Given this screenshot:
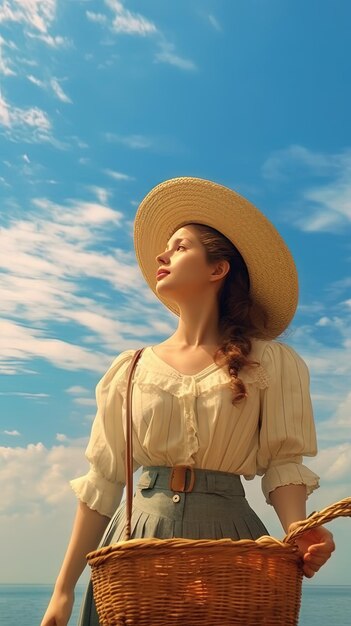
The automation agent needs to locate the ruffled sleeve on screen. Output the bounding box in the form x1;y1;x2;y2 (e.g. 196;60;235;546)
257;341;320;505
70;349;140;518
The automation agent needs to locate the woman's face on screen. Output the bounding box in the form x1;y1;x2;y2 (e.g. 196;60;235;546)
155;225;224;305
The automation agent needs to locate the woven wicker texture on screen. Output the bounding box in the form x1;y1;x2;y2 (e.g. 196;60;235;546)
87;496;351;626
133;177;299;339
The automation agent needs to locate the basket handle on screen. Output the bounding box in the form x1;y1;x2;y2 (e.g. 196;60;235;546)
283;496;351;544
124;348;145;541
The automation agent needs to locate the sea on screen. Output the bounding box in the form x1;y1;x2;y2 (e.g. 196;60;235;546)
0;584;350;625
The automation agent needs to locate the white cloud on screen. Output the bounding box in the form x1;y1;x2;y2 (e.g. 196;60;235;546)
56;433;68;442
262;145;336;181
27;74;45;87
87;1;195;72
0;318;108;373
0;91;11;126
104;169;134;181
335;391;351;425
88;185;110;204
262;145;351;232
105;132;152;149
27;75;72;103
0;35;16;75
86;11;107;25
0;441;87;514
0;0;56;34
50;77;72;103
316;316;331;327
65;386;90;396
0;92;52;143
73;398;96;407
0;392;49;400
308;443;351;482
27;33;70;48
208;14;222;32
155;42;197;71
105;0;157;36
0;191;167;374
2;430;21;436
31;196;123;226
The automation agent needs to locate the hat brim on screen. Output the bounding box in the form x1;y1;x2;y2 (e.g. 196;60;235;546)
133;177;298;339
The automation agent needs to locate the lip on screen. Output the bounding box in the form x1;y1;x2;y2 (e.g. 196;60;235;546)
156;270;170;279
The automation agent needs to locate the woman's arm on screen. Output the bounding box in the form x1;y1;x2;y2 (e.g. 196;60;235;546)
270;484;335;578
40;500;110;626
270;484;307;532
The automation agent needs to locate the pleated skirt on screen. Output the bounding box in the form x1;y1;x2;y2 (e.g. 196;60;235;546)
77;466;269;626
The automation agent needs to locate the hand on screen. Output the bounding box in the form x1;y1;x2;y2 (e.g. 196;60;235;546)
288;523;335;578
40;588;74;626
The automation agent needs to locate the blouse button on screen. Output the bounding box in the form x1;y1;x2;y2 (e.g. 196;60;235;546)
172;494;180;503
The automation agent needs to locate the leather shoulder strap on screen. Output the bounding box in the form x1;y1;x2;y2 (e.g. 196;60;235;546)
125;348;145;540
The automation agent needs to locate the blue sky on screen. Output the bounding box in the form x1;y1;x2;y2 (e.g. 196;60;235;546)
0;0;350;587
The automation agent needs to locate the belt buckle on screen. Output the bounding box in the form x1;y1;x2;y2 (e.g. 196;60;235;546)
169;465;195;493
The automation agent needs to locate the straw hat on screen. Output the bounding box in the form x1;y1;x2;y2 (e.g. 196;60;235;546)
133;176;298;339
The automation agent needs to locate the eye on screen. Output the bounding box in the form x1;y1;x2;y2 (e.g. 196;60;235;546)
177;245;186;251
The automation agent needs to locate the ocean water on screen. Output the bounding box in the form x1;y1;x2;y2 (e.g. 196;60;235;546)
0;583;350;625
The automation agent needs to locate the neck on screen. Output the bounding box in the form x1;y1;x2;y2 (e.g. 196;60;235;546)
169;302;223;348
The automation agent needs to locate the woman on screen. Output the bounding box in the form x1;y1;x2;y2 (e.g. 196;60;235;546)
41;177;335;626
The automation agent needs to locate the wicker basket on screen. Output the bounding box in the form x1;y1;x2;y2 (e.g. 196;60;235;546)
87;498;351;626
87;349;351;625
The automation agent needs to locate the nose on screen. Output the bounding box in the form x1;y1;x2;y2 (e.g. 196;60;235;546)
155;249;170;265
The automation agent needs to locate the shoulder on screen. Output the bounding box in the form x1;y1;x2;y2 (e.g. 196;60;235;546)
97;349;140;391
251;338;310;379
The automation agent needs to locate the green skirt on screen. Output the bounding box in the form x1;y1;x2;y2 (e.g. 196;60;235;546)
78;466;268;626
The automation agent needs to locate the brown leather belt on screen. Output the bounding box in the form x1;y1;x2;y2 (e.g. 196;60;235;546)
169;465;196;493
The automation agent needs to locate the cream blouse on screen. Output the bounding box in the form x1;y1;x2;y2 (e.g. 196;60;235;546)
70;338;320;518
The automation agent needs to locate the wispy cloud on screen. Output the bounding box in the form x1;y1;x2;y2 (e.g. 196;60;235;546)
0;392;49;400
73;397;96;407
0;91;11;126
2;430;21;436
105;132;152;149
0;190;171;374
309;442;351;482
104;169;134;181
262;145;336;181
86;1;195;72
0;0;56;35
56;433;68;442
86;11;107;26
0;319;108;374
262;145;351;232
0;0;69;51
0;35;17;75
103;132;183;155
208;14;222;32
87;185;111;204
155;41;197;71
0;91;53;143
65;386;90;396
26;74;72;103
105;0;157;36
64;385;95;407
27;32;70;48
27;74;45;87
50;77;72;103
284;289;351;450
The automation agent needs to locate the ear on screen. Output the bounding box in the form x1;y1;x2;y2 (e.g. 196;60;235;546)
210;260;230;282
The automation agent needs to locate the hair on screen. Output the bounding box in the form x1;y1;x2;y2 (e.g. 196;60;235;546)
175;222;264;405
